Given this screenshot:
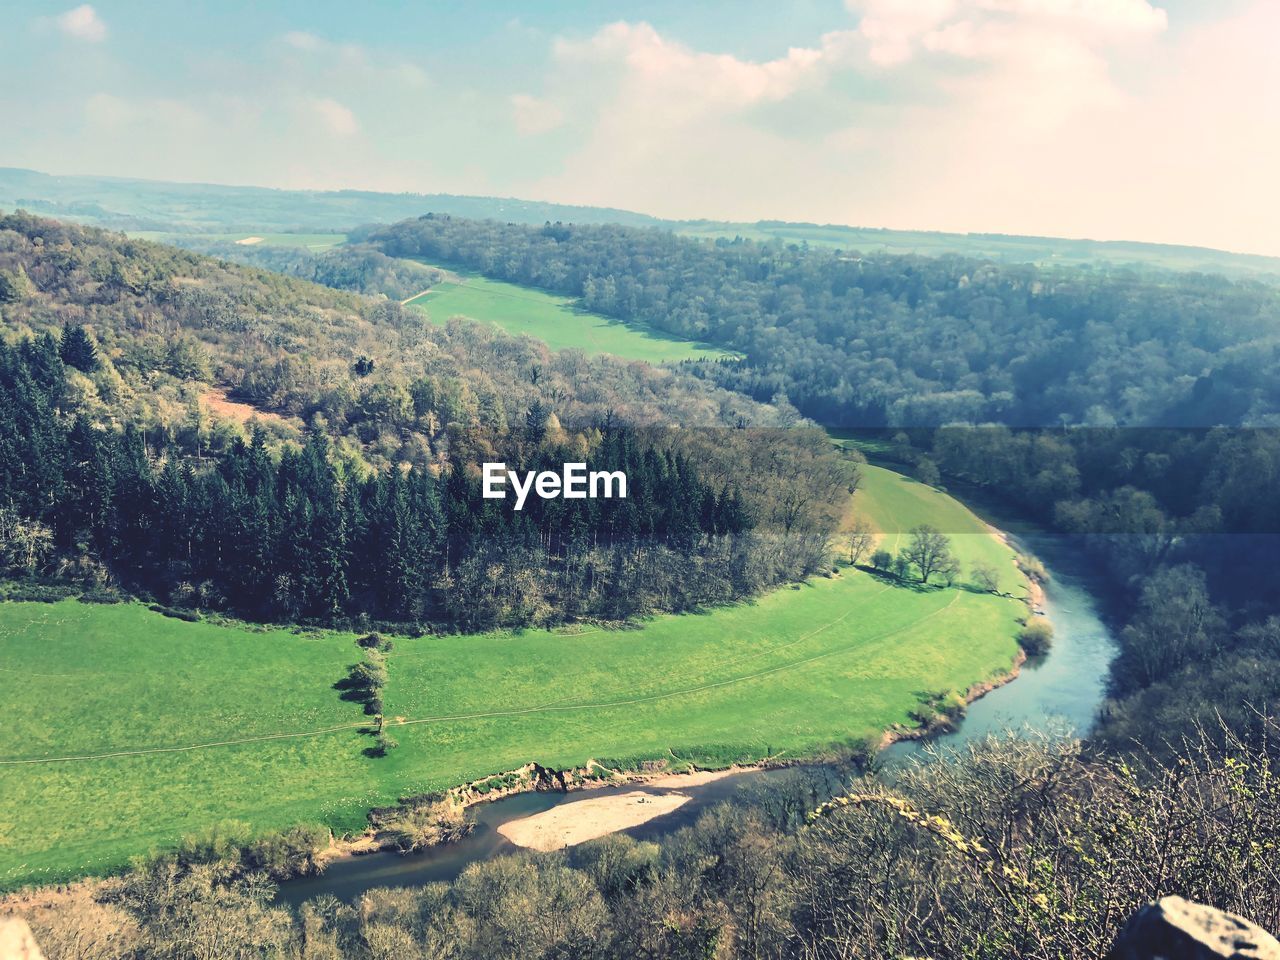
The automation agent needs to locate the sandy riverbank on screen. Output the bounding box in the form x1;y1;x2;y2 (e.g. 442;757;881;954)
496;769;744;852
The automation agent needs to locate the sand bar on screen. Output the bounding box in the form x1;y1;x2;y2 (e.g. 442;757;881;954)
497;768;743;852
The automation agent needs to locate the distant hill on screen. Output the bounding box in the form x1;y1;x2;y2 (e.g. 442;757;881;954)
673;220;1280;280
4;166;1278;280
0;167;665;233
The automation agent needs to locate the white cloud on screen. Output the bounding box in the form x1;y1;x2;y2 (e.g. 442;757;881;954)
309;97;359;137
280;32;428;88
850;0;957;65
554;22;830;110
847;0;1165;69
283;30;325;51
510;94;565;135
84;93;207;128
56;4;106;42
514;3;1280;257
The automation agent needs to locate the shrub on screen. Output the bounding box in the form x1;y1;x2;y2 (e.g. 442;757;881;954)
244;824;329;878
1017;553;1049;583
0;580;74;603
1018;618;1055;656
356;631;394;652
379;798;470;852
148;603;202;622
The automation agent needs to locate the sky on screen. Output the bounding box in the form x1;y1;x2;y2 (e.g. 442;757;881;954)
3;0;1277;255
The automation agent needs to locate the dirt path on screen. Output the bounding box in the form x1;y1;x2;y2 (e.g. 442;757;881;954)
399;288;434;306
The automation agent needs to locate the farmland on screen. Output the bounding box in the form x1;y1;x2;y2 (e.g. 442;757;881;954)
0;468;1026;890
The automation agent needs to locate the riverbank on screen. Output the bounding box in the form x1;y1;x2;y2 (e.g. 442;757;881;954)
495;768;748;852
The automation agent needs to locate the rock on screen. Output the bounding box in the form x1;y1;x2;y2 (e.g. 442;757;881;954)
1108;896;1280;960
0;916;45;960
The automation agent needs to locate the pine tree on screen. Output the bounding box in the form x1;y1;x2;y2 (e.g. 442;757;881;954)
59;325;99;373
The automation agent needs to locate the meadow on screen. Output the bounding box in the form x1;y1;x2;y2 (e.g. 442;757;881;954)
852;463;1023;595
0;468;1026;890
403;267;734;363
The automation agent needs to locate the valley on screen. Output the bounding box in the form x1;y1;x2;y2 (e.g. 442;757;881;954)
0;462;1027;890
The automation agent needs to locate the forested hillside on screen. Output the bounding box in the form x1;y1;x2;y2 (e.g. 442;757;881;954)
366;215;1280;428
359;212;1280;763
175;238;446;300
0;214;851;629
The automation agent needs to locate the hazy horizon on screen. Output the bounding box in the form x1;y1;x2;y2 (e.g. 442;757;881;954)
4;1;1277;256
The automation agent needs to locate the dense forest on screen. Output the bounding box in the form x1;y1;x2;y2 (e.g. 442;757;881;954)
365;215;1280;428
0;214;850;629
0;211;802;467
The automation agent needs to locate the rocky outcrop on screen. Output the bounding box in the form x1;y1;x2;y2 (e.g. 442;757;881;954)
1108;896;1280;960
0;916;45;960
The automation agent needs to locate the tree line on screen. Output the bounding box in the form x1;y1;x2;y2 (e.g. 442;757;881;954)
0;334;841;630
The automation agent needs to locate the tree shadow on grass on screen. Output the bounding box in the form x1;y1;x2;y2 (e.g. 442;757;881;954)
860;567;939;594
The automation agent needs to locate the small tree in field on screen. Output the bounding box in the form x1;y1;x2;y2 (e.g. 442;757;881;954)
937;554;961;587
847;518;875;565
871;549;892;572
891;554;912;580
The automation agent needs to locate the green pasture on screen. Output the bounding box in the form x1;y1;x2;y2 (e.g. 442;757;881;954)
403;268;733;363
851;463;1025;596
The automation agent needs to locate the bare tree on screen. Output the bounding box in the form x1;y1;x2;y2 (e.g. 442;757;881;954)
902;524;953;584
971;563;1000;593
846;518;875;566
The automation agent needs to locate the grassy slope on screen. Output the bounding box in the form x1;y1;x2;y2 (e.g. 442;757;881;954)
852;464;1025;596
0;468;1024;889
403;268;733;363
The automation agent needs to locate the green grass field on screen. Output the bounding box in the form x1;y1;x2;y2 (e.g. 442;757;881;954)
403;267;734;363
851;463;1025;595
0;467;1025;890
128;231;348;250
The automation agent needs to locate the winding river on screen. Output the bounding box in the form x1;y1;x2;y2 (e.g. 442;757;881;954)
280;499;1117;907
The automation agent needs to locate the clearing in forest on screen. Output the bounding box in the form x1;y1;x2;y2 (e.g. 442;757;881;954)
402;265;734;364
